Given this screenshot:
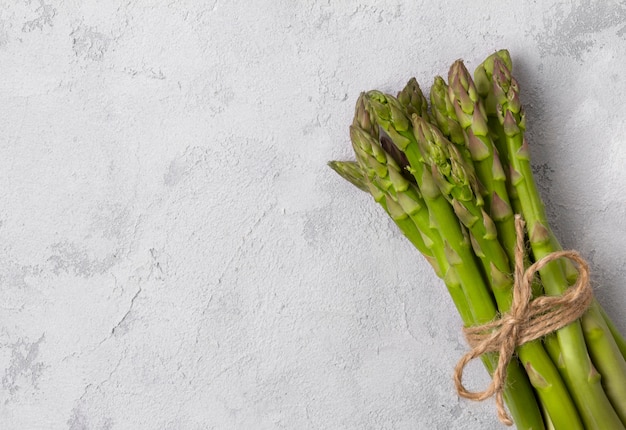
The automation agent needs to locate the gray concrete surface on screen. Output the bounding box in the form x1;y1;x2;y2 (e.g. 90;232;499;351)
1;1;625;429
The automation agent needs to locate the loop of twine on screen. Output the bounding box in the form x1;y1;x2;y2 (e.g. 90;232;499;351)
453;215;594;426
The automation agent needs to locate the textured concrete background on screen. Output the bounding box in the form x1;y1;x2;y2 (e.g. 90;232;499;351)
1;1;625;429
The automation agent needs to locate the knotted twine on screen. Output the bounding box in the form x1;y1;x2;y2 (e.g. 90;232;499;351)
453;215;594;426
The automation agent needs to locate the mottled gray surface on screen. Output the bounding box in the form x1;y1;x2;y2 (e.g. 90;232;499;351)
1;1;625;429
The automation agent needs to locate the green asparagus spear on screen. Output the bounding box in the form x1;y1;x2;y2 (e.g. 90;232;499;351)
397;77;433;123
493;56;626;430
474;51;522;214
447;60;517;264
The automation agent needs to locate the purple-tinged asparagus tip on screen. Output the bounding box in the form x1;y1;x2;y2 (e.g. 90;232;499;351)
467;128;490;161
449;60;470;90
419;167;441;199
588;362;601;384
502;110;521;137
449;59;480;101
397;191;422;215
471;103;490;136
525;362;551;389
492;152;506;181
350;125;373;153
516;138;530;160
452;199;479;228
413;115;435;143
470;233;485;258
491;192;513;221
424;255;443;278
530;222;550;245
444;241;463;265
492;58;512;104
353;93;374;134
385;195;408;221
448;64;474;115
366;182;385;203
506;82;522;114
509;165;523;186
481;209;498;239
490;262;512;290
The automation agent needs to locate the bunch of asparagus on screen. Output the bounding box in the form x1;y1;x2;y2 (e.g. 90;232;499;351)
329;50;626;429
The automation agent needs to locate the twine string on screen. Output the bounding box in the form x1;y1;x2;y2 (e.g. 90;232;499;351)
453;215;593;426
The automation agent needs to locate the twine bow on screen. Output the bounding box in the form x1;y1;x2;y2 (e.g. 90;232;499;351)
453;215;594;426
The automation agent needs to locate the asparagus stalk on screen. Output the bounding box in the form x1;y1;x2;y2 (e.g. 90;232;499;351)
474;51;579;288
447;61;517;265
474;51;521;213
492;56;626;430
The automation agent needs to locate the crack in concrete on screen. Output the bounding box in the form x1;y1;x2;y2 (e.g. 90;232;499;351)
111;284;142;337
